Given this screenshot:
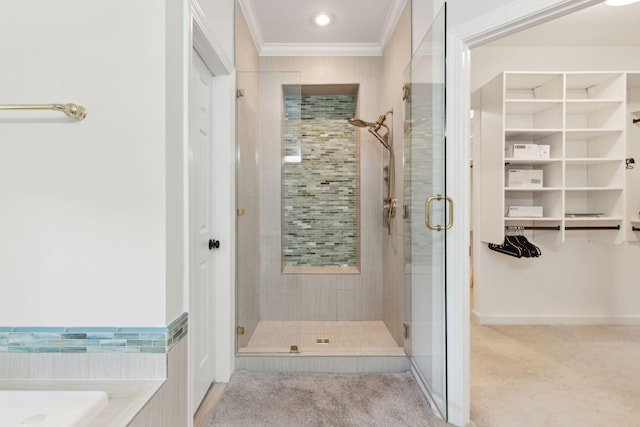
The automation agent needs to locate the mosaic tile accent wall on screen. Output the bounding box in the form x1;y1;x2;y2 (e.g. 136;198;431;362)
283;94;359;267
0;312;188;354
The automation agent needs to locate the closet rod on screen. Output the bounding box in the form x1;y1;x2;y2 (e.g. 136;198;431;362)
565;225;620;230
506;225;561;231
525;226;561;231
0;103;87;121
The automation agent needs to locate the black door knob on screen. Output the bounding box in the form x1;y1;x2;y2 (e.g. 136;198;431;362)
209;239;220;250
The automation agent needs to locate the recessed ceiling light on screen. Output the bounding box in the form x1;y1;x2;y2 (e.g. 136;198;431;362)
605;0;640;5
314;13;331;26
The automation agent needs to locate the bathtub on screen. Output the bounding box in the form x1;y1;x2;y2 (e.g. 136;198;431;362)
0;390;108;427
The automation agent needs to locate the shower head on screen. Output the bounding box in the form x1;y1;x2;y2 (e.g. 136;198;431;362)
348;111;393;151
368;127;391;151
347;117;377;128
348;109;393;130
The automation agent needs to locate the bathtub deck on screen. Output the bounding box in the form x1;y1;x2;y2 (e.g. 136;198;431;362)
0;379;163;427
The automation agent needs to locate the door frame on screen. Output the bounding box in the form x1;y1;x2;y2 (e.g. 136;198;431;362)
446;0;601;425
187;0;236;419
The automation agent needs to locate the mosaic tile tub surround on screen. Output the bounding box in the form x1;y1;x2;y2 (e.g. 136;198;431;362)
283;93;359;268
0;312;188;354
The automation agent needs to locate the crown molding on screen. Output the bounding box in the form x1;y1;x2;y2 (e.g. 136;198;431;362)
260;43;383;57
378;0;408;51
237;0;264;53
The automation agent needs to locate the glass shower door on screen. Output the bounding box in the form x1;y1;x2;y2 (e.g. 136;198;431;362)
235;71;301;353
404;4;448;420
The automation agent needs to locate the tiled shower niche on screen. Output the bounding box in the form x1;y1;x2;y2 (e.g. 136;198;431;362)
283;85;360;271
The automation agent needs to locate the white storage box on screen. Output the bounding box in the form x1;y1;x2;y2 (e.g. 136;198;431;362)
507;169;543;188
508;144;550;159
507;206;543;218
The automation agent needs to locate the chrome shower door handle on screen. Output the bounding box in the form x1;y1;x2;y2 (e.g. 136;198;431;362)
425;194;454;231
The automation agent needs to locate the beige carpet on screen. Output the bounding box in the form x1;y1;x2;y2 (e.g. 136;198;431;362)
471;322;640;427
209;370;445;426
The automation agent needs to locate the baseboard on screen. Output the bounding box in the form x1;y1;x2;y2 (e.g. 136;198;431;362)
471;310;640;325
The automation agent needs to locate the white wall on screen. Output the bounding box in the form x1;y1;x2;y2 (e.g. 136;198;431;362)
412;0;520;53
165;0;188;327
0;0;235;328
0;1;167;326
471;46;640;323
471;46;640;90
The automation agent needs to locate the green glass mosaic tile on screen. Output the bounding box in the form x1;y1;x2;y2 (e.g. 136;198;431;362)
140;347;164;354
0;313;188;354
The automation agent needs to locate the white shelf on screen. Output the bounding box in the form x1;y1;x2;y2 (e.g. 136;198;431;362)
505;129;562;139
565;100;623;114
505;100;563;114
564;187;623;191
565;73;624;100
564;158;622;165
565;217;623;222
504;158;561;165
479;71;628;244
504;217;562;222
565;129;623;137
505;187;561;191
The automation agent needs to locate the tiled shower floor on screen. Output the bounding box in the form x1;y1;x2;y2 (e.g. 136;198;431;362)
238;321;405;356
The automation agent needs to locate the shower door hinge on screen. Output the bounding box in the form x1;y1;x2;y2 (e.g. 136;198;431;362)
236;326;245;335
236;89;245;98
403;323;409;340
402;84;410;101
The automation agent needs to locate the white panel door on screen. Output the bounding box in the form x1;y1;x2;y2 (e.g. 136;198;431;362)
190;50;216;414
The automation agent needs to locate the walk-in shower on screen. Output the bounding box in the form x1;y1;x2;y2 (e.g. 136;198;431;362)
234;73;404;364
348;110;396;234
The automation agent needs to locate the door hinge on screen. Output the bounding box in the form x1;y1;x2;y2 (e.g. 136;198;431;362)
236;326;245;336
236;89;245;98
402;84;410;101
403;323;409;340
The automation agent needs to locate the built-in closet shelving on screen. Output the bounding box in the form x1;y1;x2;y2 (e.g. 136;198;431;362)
479;71;631;243
628;73;640;238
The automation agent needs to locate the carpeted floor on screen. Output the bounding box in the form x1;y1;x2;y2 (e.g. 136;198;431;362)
471;322;640;426
209;370;445;426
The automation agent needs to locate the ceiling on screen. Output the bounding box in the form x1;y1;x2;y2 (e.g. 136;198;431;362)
238;1;640;56
238;0;405;56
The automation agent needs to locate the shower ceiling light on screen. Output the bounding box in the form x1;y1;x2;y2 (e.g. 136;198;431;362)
605;0;640;5
314;13;331;26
